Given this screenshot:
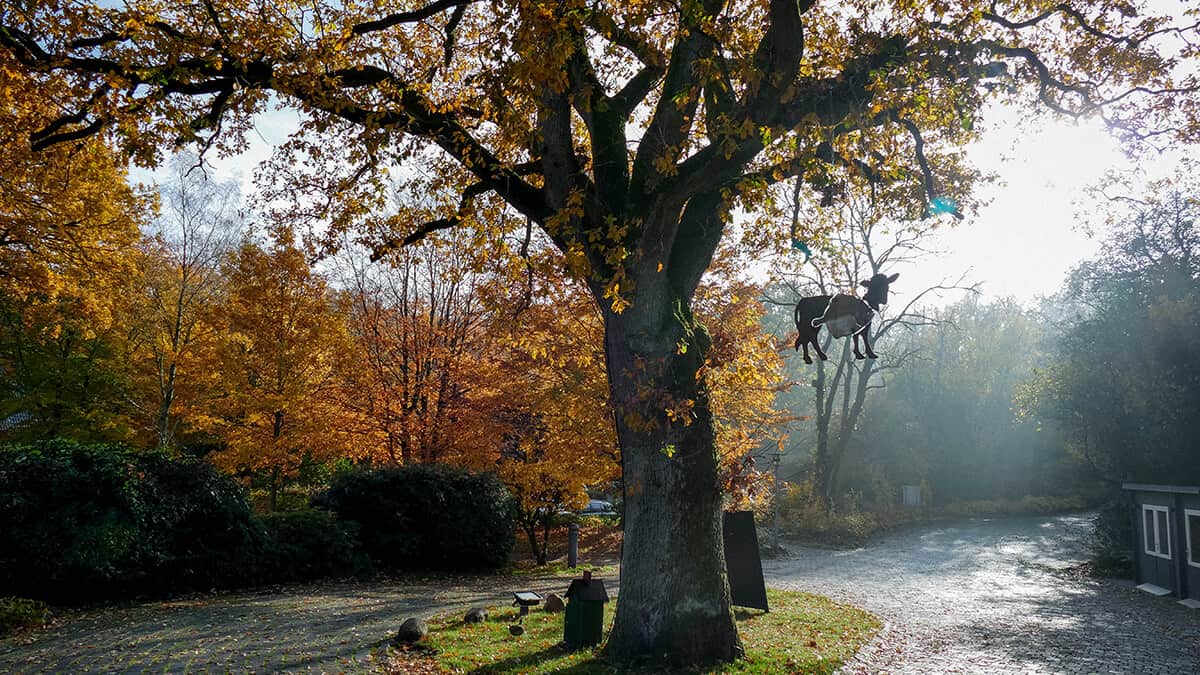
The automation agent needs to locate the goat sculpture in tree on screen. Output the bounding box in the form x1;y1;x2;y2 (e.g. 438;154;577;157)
793;273;899;364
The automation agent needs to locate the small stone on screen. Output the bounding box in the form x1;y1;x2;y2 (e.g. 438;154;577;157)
395;617;428;643
543;592;565;613
464;607;488;624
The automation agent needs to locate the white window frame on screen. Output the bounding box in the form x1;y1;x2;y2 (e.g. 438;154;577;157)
1186;509;1200;569
1143;504;1171;560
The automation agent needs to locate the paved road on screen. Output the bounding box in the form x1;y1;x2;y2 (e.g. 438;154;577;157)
0;573;593;674
766;513;1200;674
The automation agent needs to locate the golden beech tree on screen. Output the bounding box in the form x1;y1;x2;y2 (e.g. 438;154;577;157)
335;230;502;466
6;0;1199;661
0;252;143;442
198;228;360;511
484;267;620;566
0;49;147;441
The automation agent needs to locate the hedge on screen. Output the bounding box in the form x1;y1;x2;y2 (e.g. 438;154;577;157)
0;442;517;604
0;440;264;602
317;464;517;571
258;509;371;582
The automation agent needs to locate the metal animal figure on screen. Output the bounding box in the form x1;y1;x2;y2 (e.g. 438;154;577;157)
793;273;898;364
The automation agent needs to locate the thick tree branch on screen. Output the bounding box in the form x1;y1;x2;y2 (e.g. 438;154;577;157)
31;117;105;151
668;191;724;299
629;0;726;203
568;60;632;218
612;64;666;118
369;181;492;260
740;0;809;123
669;39;907;204
350;0;477;36
582;9;667;68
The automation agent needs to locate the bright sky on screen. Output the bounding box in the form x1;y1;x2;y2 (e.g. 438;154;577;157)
893;108;1124;308
904;103;1188;308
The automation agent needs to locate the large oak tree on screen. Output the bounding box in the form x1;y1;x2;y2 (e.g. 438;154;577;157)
3;0;1198;663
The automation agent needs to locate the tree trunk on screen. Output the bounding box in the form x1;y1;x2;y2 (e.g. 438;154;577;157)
154;360;177;450
539;512;552;566
602;294;741;664
520;516;542;565
268;468;280;513
812;337;834;511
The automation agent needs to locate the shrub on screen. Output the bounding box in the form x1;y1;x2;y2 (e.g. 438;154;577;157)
938;494;1088;518
258;509;371;582
1089;495;1135;577
132;451;266;593
317;464;516;571
0;440;263;602
0;597;49;636
776;481;890;548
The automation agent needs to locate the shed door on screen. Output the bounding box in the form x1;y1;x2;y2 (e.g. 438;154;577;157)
1139;503;1175;591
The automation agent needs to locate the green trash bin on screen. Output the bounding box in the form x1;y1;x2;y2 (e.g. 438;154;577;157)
562;572;608;649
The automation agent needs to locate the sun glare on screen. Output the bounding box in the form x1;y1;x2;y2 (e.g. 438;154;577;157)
899;110;1132;308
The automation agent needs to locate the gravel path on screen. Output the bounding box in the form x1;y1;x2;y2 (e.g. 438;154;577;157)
0;573;602;674
5;514;1198;673
765;513;1200;674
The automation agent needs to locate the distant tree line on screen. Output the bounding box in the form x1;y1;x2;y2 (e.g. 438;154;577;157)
0;143;789;568
1021;186;1200;488
768;182;1200;518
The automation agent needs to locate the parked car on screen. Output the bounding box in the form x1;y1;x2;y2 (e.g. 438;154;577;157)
579;499;616;515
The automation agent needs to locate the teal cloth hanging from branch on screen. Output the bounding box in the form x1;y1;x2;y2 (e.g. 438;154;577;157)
791;237;812;263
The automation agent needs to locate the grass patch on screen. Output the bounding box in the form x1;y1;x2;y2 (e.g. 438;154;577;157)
381;589;879;674
510;561;619;578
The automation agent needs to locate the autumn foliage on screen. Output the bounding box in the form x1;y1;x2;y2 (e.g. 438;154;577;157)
0;149;787;528
5;0;1198;662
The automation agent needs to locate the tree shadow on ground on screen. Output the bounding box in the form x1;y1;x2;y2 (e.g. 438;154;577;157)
0;574;617;673
461;645;726;675
952;575;1200;671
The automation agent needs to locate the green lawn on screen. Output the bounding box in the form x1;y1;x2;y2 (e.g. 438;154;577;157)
381;589;879;674
509;561;620;578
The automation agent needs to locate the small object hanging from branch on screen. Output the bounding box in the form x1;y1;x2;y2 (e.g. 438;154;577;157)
892;115;964;221
790;176;812;264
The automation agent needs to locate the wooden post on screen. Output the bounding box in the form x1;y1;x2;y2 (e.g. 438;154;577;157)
568;523;580;568
771;452;781;551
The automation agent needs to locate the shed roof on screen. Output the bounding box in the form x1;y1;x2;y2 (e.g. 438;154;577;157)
1121;483;1200;494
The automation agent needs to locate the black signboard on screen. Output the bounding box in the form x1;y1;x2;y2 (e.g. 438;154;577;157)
722;510;769;611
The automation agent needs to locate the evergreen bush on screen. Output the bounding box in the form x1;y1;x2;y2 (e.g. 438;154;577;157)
258;509;371;582
0;440;262;602
317;464;516;571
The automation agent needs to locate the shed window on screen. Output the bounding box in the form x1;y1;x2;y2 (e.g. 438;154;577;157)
1143;504;1171;559
1187;509;1200;568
